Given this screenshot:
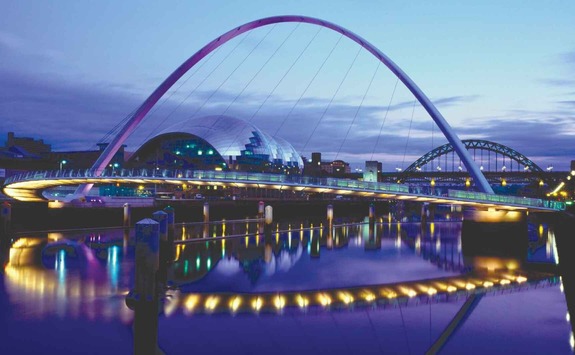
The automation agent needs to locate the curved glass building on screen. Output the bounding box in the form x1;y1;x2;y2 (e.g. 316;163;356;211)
127;115;303;173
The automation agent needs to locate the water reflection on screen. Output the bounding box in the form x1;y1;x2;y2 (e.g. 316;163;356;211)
2;218;560;322
4;231;134;323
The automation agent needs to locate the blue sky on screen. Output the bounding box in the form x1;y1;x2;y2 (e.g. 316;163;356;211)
1;0;574;170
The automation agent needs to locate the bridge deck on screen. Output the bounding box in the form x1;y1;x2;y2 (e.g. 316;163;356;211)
2;169;565;211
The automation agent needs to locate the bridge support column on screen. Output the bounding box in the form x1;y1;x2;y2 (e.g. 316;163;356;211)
368;203;375;231
327;204;334;248
421;203;435;224
461;209;527;270
0;202;11;265
203;202;209;223
163;206;176;262
152;211;168;287
123;203;131;228
1;202;11;243
258;201;265;219
127;218;160;355
264;205;273;238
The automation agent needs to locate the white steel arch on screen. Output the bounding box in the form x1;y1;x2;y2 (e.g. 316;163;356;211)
79;15;493;195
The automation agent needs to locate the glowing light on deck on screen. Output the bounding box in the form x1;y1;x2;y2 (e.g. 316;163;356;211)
296;294;309;308
500;279;511;285
318;293;332;306
446;286;457;293
274;295;286;310
516;276;527;283
229;296;242;312
205;296;219;311
361;290;376;302
252;297;263;311
338;292;354;304
184;295;200;313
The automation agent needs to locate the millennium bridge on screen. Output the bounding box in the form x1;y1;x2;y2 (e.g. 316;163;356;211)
2;168;565;212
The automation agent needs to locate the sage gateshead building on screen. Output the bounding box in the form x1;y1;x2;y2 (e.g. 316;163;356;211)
126;115;303;174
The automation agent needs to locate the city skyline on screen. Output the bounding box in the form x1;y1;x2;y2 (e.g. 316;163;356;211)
1;1;574;170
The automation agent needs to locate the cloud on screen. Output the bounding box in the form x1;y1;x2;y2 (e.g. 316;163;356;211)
539;78;575;87
1;64;572;171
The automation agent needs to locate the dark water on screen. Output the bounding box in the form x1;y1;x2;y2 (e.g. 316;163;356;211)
0;219;572;354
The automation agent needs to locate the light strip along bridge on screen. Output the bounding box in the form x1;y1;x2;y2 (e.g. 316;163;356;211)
2;169;565;212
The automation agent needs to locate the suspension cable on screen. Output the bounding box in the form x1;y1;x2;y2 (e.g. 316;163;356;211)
301;45;363;155
370;77;399;161
139;46;223;145
401;99;417;169
219;23;309;158
335;61;381;161
272;33;344;138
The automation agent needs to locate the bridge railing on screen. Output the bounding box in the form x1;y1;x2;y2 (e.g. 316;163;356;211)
448;190;565;210
3;169;565;211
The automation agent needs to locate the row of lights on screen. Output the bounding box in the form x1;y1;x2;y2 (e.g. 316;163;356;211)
177;274;533;315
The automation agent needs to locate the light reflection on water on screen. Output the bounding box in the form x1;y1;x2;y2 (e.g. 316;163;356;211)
0;219;566;337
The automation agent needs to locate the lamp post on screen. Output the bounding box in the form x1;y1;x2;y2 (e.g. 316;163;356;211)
59;159;67;171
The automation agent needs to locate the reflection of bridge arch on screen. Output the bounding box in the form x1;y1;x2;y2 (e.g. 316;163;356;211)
405;139;544;173
82;15;493;195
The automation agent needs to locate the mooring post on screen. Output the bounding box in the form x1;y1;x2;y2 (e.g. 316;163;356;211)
1;202;11;242
163;206;175;261
327;204;334;243
0;202;12;264
129;218;160;355
203;202;209;223
369;203;375;230
258;201;265;219
152;211;168;286
123;203;131;229
264;205;273;238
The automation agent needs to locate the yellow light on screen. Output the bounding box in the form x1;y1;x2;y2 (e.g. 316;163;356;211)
361;290;376;302
205;296;219;311
338;292;354;304
427;287;437;296
252;297;263;311
274;295;285;310
229;296;242;312
446;286;457;293
500;279;511;285
184;294;200;314
465;283;476;290
516;276;527;283
296;294;309;308
430;179;435;187
318;293;332;307
483;281;494;288
138;185;144;190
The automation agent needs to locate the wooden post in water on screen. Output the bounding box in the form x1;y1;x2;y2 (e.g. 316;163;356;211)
0;202;12;263
163;206;175;262
369;203;375;234
327;204;334;244
203;202;209;223
1;202;11;242
264;205;273;238
123;203;131;228
131;218;160;355
152;211;168;286
258;201;265;219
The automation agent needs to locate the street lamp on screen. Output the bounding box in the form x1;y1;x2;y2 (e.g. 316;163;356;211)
59;159;67;171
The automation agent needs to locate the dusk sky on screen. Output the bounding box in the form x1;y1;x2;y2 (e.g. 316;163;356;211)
1;1;574;170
